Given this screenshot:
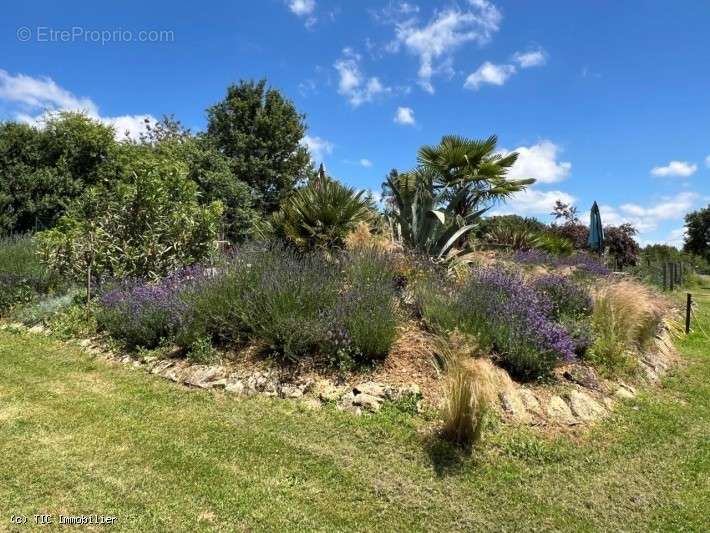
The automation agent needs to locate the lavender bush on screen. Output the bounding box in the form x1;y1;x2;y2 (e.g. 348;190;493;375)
418;267;576;380
97;267;206;349
532;274;592;320
96;244;402;364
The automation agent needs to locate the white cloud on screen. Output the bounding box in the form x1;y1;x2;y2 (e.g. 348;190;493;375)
105;115;154;140
505;141;571;184
0;70;154;140
658;227;687;248
372;2;420;24
287;0;315;16
286;0;317;26
0;69;98;115
600;192;699;234
705;154;710;168
334;48;389;106
394;106;416;125
651;160;697;177
493;188;576;217
359;158;373;167
302;134;333;162
513;48;547;68
390;1;502;93
464;61;516;89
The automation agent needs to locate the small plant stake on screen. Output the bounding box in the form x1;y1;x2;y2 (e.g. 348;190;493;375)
686;293;692;334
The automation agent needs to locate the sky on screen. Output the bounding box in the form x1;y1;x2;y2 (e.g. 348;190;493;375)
1;0;709;247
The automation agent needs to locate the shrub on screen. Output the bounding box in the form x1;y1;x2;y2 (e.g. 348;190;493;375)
604;223;640;269
531;233;574;256
532;274;592;320
513;250;611;276
586;280;665;374
97;268;205;349
239;247;338;359
268;174;373;251
418;267;576;380
94;243;403;364
0;235;56;313
36;153;222;282
332;248;400;362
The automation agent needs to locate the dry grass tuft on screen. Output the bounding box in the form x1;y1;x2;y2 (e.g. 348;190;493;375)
431;332;494;450
587;279;668;374
344;222;397;252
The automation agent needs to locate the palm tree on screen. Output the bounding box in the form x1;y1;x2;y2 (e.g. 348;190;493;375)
385;135;534;258
269;167;373;251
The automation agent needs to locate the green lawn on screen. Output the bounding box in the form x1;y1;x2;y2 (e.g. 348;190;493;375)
0;301;708;532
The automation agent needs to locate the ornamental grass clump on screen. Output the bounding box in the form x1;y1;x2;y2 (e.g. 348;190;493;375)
441;363;489;449
434;335;492;450
587;280;665;374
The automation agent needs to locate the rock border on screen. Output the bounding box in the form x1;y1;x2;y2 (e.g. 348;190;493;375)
0;321;677;425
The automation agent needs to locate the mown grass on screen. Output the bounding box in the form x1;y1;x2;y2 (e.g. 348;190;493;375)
0;300;708;531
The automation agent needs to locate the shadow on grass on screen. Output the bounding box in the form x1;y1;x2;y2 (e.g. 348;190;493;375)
423;432;473;477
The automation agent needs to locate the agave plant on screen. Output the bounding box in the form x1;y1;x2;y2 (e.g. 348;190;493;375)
269;170;373;251
384;135;534;258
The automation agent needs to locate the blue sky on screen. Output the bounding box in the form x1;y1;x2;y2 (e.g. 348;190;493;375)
1;0;709;246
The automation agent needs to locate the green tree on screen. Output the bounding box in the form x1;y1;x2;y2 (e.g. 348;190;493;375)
206;80;312;213
36;152;222;282
0;113;116;235
683;205;710;260
384;135;533;257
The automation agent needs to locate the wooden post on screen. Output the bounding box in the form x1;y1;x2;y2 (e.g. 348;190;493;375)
662;263;668;291
686;293;692;334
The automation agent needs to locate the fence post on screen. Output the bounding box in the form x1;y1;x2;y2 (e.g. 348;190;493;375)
686;293;692;334
663;263;668;291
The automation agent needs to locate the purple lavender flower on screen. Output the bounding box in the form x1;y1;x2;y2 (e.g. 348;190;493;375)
455;267;577;379
532;274;592;319
97;266;209;349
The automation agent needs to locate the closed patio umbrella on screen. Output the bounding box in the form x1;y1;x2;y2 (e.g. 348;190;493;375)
587;201;604;252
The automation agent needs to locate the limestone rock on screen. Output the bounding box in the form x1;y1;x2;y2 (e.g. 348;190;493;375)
499;390;530;422
225;378;247;396
563;365;601;390
280;384;305;399
614;384;636;400
353;381;390;400
566;390;606;421
546;395;575;424
150;360;174;375
182;365;226;389
28;324;48;335
313;380;345;402
518;388;542;415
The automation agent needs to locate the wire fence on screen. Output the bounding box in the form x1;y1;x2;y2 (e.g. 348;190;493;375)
632;260;691;291
685;274;710;339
